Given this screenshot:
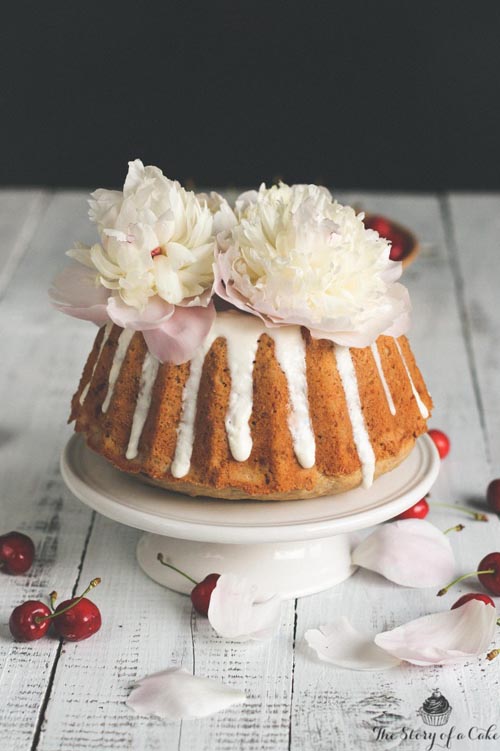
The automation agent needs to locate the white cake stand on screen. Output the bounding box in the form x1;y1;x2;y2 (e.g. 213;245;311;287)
61;434;439;599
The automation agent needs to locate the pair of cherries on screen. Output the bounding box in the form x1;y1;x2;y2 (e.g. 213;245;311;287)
10;579;102;642
1;530;102;642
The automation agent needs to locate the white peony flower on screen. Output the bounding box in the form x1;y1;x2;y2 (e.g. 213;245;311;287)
52;160;233;364
69;159;233;312
214;182;411;346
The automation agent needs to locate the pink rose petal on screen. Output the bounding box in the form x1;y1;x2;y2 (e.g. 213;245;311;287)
143;302;216;364
375;600;497;665
49;264;109;325
352;519;456;588
208;574;282;642
305;618;400;671
126;667;246;720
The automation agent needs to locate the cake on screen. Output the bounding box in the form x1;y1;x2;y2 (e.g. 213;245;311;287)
51;160;432;501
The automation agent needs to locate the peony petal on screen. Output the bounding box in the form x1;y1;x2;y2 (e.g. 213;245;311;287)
197;191;237;235
305;618;400;671
375;600;497;665
106;294;174;330
208;573;282;642
143;302;216;364
352;519;455;588
126;667;246;720
49;264;109;325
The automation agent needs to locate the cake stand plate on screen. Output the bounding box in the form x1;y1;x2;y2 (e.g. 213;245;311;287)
61;435;439;599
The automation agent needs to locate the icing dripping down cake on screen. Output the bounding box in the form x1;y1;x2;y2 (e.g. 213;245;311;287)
51;161;433;501
69;311;432;500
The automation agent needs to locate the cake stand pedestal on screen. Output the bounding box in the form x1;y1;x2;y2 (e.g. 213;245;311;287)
61;435;439;599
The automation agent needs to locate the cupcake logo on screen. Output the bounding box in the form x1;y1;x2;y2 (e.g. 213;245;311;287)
418;689;452;727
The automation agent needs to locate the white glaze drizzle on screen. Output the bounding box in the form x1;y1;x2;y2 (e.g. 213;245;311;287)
334;345;376;488
79;322;113;405
125;352;160;460
394;339;429;419
170;311;316;478
170;329;217;478
101;328;135;413
219;315;262;462
268;327;316;469
370;341;396;416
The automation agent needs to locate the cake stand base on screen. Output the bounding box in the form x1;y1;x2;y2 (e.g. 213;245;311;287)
136;533;355;599
61;434;439;600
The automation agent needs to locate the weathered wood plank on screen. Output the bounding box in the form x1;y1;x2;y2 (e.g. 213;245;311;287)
0;192;98;750
0;189;51;300
288;192;500;750
447;193;500;470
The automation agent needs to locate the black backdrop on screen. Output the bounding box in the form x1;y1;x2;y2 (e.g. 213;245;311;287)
3;2;500;190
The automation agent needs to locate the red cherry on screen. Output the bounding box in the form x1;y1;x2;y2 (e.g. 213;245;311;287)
0;531;35;574
364;216;392;237
478;553;500;596
438;552;500;597
364;215;412;262
487;479;500;514
156;553;221;616
9;600;51;641
388;230;407;261
395;498;429;520
190;574;220;616
451;592;495;610
52;597;102;641
428;429;450;459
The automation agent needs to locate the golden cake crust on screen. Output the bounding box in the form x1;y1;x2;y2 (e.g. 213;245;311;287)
71;322;433;501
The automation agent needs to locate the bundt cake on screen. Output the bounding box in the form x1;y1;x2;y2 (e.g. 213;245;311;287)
51;160;433;500
69;313;432;499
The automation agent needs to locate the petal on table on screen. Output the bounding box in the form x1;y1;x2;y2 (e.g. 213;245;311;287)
375;600;497;665
208;573;282;642
352;519;455;588
305;617;400;671
126;667;246;720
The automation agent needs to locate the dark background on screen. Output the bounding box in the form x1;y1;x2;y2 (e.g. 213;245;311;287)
2;2;500;191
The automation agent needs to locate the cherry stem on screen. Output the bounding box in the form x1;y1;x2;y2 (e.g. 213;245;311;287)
431;501;488;522
437;569;495;596
35;578;101;623
443;524;465;535
157;553;198;585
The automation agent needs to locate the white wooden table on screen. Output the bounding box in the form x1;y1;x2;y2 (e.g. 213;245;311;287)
1;189;499;751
